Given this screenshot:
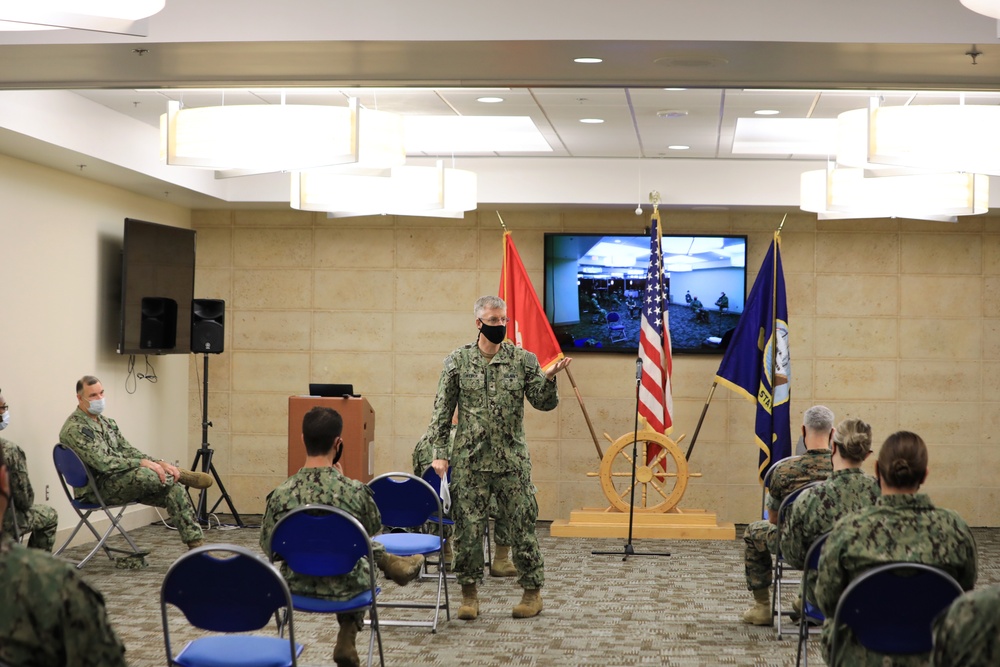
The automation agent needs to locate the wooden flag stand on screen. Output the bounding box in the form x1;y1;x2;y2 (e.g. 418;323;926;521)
550;418;735;540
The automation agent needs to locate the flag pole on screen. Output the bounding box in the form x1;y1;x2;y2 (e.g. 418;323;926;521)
495;211;604;462
684;381;718;461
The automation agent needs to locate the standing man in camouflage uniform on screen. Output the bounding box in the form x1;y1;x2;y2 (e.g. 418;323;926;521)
412;409;516;576
0;442;127;667
261;407;424;667
741;405;835;626
816;431;977;667
0;388;58;551
59;375;212;551
780;417;880;606
932;584;1000;667
427;295;572;621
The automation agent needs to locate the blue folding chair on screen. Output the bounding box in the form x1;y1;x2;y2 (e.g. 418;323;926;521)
52;443;143;569
161;544;303;667
368;472;450;632
268;505;383;667
828;562;964;662
772;480;823;639
796;532;829;667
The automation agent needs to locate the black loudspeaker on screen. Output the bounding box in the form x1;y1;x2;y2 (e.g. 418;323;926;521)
191;299;225;353
140;297;178;350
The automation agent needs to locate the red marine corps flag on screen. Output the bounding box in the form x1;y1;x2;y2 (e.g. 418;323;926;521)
498;230;564;370
638;210;674;434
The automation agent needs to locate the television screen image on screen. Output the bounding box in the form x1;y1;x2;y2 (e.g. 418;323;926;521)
118;218;196;355
543;233;747;354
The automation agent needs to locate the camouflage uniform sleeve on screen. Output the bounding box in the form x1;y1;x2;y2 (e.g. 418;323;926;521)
780;487;814;569
59;412;146;475
522;350;559;412
427;354;461;460
950;511;978;591
2;440;34;512
814;516;852;617
931;585;1000;667
259;488;280;555
61;571;128;667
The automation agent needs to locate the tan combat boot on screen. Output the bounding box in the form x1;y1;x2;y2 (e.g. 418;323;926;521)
490;545;517;577
333;615;361;667
378;553;424;586
741;587;773;626
458;583;479;620
186;539;204;550
442;538;454;567
177;469;214;489
512;588;543;618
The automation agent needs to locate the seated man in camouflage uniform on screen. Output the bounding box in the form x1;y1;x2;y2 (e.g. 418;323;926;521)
0;442;127;667
780;417;880;608
932;584;1000;667
59;375;213;552
261;407;424;667
412;410;516;576
741;405;835;626
0;388;58;551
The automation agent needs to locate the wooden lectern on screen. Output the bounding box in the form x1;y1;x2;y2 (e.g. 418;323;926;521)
287;396;375;482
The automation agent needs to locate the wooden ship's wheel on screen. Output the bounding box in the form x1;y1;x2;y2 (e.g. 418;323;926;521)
587;420;701;513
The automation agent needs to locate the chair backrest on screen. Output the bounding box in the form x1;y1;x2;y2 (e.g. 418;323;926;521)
268;504;373;578
420;465;451;497
607;312;620;323
53;443;92;490
773;481;822;561
761;455;802;520
368;472;441;529
801;531;830;618
830;562;964;656
162;544;293;633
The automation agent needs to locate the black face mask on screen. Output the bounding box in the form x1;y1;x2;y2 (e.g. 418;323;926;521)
332;440;343;465
478;320;507;345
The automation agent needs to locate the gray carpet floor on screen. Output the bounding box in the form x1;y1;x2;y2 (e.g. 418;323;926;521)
63;518;1000;667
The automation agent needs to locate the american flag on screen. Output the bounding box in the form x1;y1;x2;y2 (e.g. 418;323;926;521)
638;211;673;434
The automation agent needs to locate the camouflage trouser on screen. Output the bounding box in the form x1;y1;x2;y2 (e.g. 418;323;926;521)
21;504;59;552
451;465;543;589
86;468;203;544
743;520;778;591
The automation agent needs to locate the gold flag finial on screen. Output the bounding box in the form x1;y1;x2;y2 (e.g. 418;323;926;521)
649;190;661;213
496;210;508;232
776;212;788;235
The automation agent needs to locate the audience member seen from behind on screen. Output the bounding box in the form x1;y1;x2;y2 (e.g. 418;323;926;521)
0;442;127;667
426;295;572;621
741;405;835;626
931;583;1000;667
0;387;58;551
815;430;978;667
780;417;880;606
261;406;424;667
412;409;517;576
59;375;213;552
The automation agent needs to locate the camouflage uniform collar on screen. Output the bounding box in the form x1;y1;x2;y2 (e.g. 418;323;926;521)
802;448;830;458
830;467;865;478
73;405;105;424
0;532;14;553
876;492;932;509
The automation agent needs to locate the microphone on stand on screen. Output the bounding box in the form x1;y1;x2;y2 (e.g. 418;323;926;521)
636;357;643;381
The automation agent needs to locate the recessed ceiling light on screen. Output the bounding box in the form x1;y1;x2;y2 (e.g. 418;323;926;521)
574;57;603;64
755;109;780;115
477;96;504;104
667;145;690;150
656;109;689;119
663;88;687;91
579;118;605;124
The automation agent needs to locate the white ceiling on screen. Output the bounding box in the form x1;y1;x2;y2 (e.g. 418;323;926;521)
1;0;999;211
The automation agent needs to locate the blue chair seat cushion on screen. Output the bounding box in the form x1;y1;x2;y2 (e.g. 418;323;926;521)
291;587;379;614
374;533;441;556
173;635;303;667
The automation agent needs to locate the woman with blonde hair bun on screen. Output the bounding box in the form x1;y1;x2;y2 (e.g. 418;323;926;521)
781;418;881;603
814;430;978;667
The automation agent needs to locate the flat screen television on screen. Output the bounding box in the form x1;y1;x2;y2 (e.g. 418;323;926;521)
543;233;747;354
117;218;196;355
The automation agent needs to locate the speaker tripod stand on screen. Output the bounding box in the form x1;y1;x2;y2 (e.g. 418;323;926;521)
190;353;244;528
